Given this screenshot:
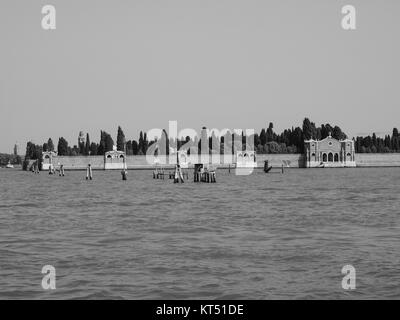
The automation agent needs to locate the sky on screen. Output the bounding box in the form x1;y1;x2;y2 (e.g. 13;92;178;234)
0;0;399;153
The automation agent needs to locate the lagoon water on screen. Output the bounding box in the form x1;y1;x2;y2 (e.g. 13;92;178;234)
0;168;399;299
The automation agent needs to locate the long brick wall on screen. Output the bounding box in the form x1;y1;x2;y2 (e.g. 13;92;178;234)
356;153;400;167
48;153;400;170
53;156;104;170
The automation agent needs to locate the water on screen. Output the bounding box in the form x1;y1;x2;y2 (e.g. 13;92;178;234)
0;168;399;299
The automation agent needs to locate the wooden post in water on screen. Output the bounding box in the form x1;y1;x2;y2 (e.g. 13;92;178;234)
174;152;184;183
86;164;93;180
210;171;216;183
174;164;184;183
121;170;127;180
34;161;40;174
59;165;65;176
121;155;127;180
194;164;203;182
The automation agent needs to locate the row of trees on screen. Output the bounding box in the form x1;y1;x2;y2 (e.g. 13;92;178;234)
253;119;347;154
23;119;400;160
0;153;22;166
355;128;400;153
24;127;151;159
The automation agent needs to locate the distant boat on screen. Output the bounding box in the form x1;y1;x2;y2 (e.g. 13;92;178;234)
5;161;14;169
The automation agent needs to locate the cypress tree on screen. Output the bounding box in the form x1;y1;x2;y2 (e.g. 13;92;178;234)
85;133;91;155
116;126;126;151
57;137;69;156
47;138;54;152
302;118;313;140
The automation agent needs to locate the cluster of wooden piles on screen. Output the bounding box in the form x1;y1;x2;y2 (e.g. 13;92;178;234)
153;166;189;181
194;164;216;183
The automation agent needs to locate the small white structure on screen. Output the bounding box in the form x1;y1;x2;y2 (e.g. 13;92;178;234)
42;151;57;170
235;151;256;175
104;146;126;170
236;151;256;168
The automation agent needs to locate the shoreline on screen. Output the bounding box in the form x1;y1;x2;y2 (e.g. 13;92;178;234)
19;153;400;171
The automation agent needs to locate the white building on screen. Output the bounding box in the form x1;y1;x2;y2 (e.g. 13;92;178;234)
304;134;356;168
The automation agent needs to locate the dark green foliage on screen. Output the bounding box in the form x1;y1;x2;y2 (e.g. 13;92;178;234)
97;131;114;155
0;153;22;166
90;142;98;156
355;128;400;153
85;133;91;155
47;138;55;152
25;141;42;160
57;137;69;156
132;140;139;155
30;122;400;158
138;131;149;155
116;126;126;151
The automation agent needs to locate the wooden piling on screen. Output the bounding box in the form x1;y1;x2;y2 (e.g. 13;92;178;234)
121;169;127;181
86;164;93;180
173;164;184;183
59;165;65;176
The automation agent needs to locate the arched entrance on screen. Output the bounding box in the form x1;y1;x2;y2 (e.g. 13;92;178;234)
328;153;333;162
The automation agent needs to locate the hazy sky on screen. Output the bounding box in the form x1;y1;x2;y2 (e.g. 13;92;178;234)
0;0;399;153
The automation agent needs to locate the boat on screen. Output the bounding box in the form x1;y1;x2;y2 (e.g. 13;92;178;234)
263;160;273;173
5;161;14;169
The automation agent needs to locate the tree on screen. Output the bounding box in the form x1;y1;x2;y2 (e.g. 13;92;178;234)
266;122;275;142
85;133;91;155
47;138;54;152
138;131;149;154
138;131;144;154
78;131;85;155
97;131;114;155
302;118;313;140
372;133;377;149
25;142;42;160
160;129;169;156
126;140;133;155
105;133;114;152
392;128;399;151
90;142;98;156
260;129;267;145
57;137;69;156
116;126;126;151
332;126;346;140
132;140;139;155
143;132;148;154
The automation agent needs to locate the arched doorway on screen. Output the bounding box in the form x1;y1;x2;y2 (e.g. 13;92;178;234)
328;153;333;162
323;153;327;162
334;153;339;162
